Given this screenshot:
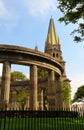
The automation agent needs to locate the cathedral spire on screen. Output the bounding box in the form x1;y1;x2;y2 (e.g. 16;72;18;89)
46;17;58;45
57;36;60;45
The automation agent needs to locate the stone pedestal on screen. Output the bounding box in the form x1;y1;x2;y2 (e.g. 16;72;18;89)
1;62;11;109
30;65;38;110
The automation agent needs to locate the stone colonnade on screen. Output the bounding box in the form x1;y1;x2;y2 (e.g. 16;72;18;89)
0;62;62;110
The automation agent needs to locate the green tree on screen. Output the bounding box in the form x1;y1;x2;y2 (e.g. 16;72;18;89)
11;71;27;81
16;89;27;109
61;82;71;103
57;0;84;42
73;85;84;102
38;68;48;79
17;89;27;102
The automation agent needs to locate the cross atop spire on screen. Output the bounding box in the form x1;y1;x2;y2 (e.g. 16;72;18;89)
46;17;58;45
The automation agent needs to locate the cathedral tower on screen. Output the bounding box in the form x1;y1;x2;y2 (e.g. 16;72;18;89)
45;17;67;79
45;17;71;109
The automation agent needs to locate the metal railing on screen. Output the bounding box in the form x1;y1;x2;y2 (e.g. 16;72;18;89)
0;110;84;130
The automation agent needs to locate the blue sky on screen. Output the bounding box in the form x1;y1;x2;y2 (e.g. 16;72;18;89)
0;0;84;99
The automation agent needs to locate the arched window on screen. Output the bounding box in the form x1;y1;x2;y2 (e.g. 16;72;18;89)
53;53;55;57
56;53;58;58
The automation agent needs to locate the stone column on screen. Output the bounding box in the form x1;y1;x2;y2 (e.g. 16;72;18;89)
51;70;55;81
1;61;11;109
30;65;38;110
55;75;63;110
39;89;44;110
11;91;17;110
0;87;1;107
40;89;44;110
25;94;29;110
48;70;55;110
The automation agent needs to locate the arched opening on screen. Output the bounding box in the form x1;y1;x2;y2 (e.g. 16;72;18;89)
53;53;55;57
56;53;59;58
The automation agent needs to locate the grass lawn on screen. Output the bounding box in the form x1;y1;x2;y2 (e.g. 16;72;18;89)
0;117;84;130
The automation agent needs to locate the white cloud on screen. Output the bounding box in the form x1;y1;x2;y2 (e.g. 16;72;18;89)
0;0;9;18
0;0;19;32
23;0;57;17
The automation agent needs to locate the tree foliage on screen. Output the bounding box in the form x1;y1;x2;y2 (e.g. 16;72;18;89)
73;85;84;102
61;82;71;102
57;0;84;42
38;68;48;79
10;71;28;104
16;89;27;102
11;71;27;81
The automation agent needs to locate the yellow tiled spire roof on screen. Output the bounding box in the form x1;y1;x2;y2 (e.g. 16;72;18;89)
46;17;58;45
